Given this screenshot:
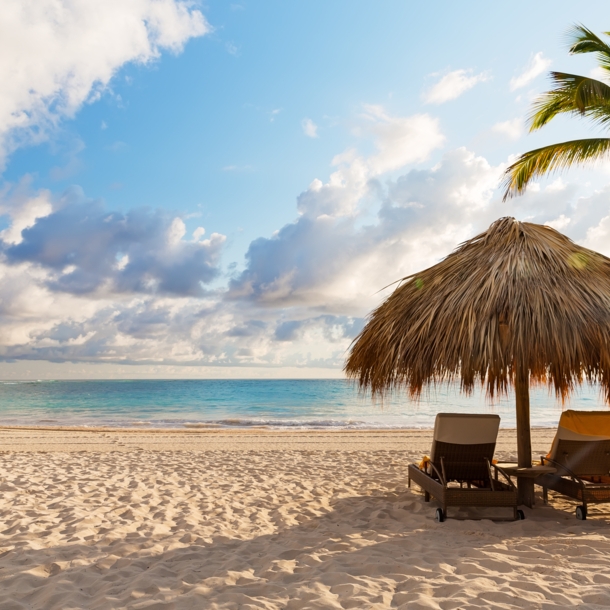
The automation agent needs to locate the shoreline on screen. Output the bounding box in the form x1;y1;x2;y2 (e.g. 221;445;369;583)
0;426;558;454
0;424;558;433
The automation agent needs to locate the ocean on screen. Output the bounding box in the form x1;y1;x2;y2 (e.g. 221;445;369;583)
0;378;607;429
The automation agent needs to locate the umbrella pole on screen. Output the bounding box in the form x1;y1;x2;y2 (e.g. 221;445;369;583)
515;362;535;507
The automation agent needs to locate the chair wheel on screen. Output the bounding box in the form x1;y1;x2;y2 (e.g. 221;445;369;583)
516;509;525;520
576;505;587;520
435;508;445;523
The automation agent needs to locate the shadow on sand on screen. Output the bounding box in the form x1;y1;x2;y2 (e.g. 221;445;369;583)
2;486;610;609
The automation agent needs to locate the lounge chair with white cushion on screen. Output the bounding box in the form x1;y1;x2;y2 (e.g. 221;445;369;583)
407;413;521;522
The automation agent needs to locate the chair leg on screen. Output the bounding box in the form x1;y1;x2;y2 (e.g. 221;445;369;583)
424;491;430;502
542;486;548;505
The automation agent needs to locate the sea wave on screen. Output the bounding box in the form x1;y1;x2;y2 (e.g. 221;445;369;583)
0;415;428;430
206;418;377;429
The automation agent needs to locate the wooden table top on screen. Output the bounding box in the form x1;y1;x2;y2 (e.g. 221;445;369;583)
495;463;557;477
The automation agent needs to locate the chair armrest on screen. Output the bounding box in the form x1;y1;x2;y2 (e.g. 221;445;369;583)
540;456;586;490
413;460;446;486
491;464;517;490
428;461;446;486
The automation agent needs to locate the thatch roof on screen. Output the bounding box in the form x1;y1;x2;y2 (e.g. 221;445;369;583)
345;217;610;402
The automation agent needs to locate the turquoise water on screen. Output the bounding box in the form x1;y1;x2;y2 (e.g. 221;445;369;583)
0;379;607;429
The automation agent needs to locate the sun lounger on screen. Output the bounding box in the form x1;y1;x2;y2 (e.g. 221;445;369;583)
537;410;610;520
407;413;521;522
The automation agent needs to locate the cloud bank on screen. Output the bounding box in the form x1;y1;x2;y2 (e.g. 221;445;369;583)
2;191;225;297
3;99;609;373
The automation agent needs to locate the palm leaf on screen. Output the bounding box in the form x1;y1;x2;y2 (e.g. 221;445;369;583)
568;24;610;71
502;138;610;200
529;72;610;130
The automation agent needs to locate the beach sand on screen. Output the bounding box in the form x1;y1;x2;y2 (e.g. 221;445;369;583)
1;427;609;609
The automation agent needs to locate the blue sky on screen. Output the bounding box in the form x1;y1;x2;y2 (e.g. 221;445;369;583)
2;1;610;378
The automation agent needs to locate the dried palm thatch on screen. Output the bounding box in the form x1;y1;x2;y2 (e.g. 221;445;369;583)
345;217;610;403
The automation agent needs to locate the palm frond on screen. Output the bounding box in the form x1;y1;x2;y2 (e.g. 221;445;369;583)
568;24;610;71
529;72;610;130
502;138;610;200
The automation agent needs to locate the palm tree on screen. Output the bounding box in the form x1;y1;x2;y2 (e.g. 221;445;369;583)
503;25;610;200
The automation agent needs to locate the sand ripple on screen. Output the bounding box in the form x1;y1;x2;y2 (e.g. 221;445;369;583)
0;448;609;608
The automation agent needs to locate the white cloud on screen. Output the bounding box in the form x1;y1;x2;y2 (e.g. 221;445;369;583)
0;177;53;245
302;118;318;138
492;117;524;140
192;227;206;241
0;0;209;169
545;177;567;192
545;214;571;231
582;214;610;256
361;105;445;175
167;217;186;246
295;105;444;219
510;52;551;90
423;69;489;105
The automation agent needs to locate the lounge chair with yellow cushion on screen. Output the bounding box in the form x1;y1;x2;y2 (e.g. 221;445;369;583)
407;413;521;522
537;410;610;520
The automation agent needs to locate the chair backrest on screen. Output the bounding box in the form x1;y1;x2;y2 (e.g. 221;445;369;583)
552;439;610;476
549;410;610;475
431;413;500;481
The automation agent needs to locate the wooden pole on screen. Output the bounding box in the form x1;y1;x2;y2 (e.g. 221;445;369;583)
515;361;535;507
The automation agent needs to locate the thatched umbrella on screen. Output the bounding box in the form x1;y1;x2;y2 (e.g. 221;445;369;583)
345;217;610;507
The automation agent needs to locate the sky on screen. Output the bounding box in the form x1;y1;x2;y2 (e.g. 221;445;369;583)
2;1;610;379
